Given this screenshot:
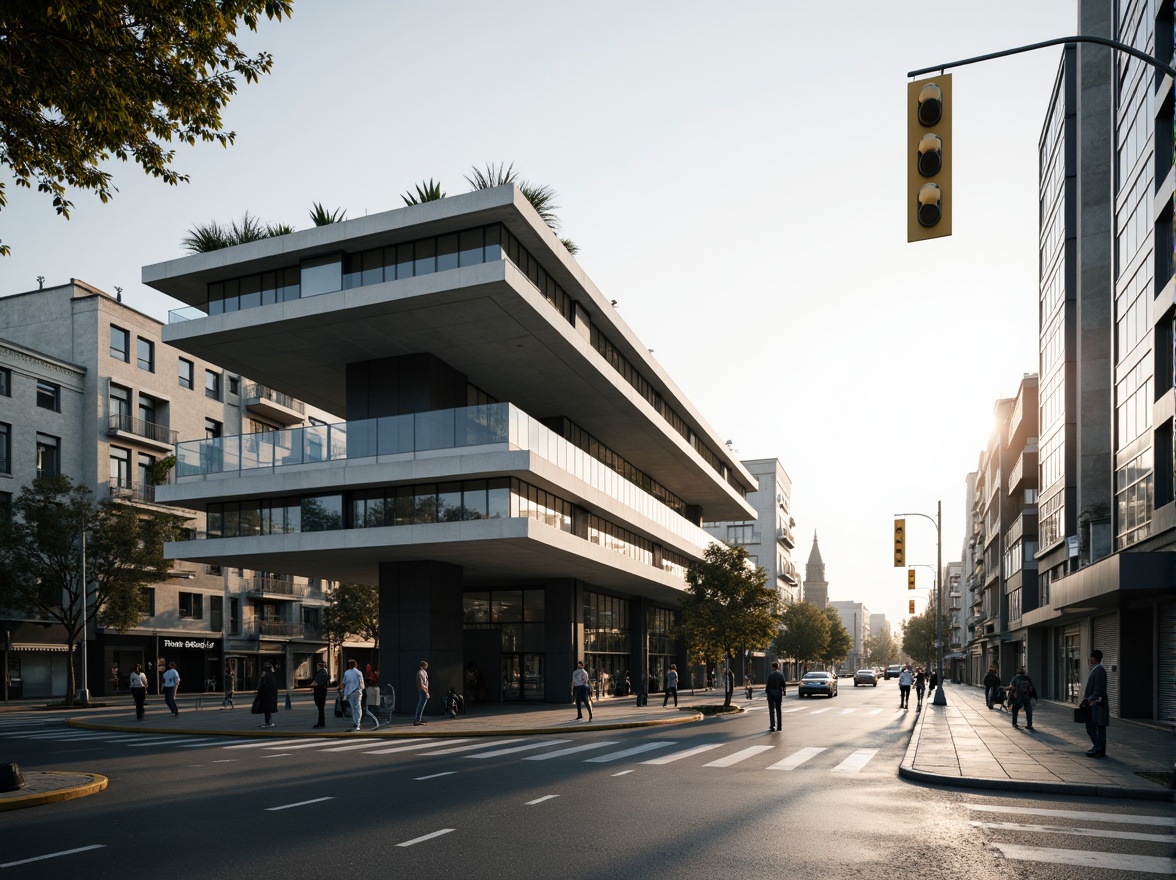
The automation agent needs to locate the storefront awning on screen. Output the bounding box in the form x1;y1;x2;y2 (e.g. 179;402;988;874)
10;643;70;652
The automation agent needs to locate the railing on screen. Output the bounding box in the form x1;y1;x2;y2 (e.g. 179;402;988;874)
777;524;795;546
108;414;178;445
244;577;308;598
244;383;306;416
253;621;302;638
109;480;156;503
173;403;715;548
168;306;207;323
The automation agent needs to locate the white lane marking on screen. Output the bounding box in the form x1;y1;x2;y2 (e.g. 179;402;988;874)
831;748;879;774
465;740;571;759
263;753;291;758
524;741;619;761
703;745;775;767
744;706;766;712
0;845;106;868
839;708;856;714
768;747;826;770
966;804;1175;827
992;843;1173;874
972;821;1176;844
611;770;635;776
781;706;808;714
526;795;559;805
808;707;834;714
397;829;455;847
868;708;883;716
364;739;473;756
176;739;251;749
128;738;220;748
641;743;723;765
266;796;335;812
420;738;525;756
224;739;305;749
414;772;456;781
261;740;351;750
318;742;397;753
211;759;238;763
585;742;675;763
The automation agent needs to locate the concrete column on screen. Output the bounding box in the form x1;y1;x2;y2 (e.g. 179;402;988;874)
630;596;649;700
544;579;579;703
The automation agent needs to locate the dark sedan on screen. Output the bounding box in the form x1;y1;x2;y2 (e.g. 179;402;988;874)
798;671;838;698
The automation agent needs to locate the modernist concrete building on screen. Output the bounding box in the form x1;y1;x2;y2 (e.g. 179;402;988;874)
0;281;335;698
145;186;756;707
829;600;869;672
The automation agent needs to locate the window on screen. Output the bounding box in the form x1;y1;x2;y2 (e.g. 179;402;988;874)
138;394;157;429
140;587;155;616
178;592;203;619
138;453;157;488
110;326;129;362
36;380;60;411
205;418;222;440
178;358;194;390
0;368;9;396
36;434;60;478
229;598;240;635
205;370;220;401
0;491;11;524
137;338;154;372
228;376;240;396
109;446;131;487
109;385;130;430
0;423;9;474
210;596;223;632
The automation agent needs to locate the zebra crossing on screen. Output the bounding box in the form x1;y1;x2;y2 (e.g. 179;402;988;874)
968;802;1175;876
0;716;891;775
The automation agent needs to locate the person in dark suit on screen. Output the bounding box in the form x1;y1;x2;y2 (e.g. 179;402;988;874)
1080;649;1108;757
254;662;279;728
983;667;1001;710
311;661;329;728
765;661;786;732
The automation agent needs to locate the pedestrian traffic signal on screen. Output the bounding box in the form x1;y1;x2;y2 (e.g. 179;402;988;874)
907;74;952;242
908;569;916;590
909;599;916;614
893;519;906;567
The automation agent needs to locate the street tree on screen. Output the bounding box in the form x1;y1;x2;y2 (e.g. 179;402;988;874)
773;601;829;674
0;476;183;704
901;605;952;669
323;582;380;669
864;629;899;667
821;607;853;670
679;544;779;707
0;0;293;256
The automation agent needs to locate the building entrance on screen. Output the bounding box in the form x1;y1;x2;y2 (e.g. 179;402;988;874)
501;653;544;701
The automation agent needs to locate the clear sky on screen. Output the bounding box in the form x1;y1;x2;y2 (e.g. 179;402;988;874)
1;1;1079;626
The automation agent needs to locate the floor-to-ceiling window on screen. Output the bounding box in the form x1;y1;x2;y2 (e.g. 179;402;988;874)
584;591;630;698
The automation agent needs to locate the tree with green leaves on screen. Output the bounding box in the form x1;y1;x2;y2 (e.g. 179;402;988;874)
0;476;183;704
323;582;380;669
401;179;446;206
0;0;293;256
773;601;829;673
864;628;899;667
821;607;853;670
678;543;779;707
180;211;294;253
309;202;346;225
901;605;951;669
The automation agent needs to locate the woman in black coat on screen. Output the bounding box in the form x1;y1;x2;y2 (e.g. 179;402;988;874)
254;662;279;728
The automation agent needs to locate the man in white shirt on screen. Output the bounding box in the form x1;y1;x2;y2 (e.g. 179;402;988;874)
414;661;430;726
342;659;365;731
897;665;914;709
162;662;181;717
572;660;592;721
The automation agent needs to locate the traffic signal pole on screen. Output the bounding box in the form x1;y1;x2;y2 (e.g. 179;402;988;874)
896;503;945;706
908;35;1176;80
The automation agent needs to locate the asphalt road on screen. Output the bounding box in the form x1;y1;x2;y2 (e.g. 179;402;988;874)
1;684;1171;879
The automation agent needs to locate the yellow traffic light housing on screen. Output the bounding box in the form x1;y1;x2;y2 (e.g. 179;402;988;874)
893;519;906;567
908;569;916;590
909;599;916;615
907;75;952;241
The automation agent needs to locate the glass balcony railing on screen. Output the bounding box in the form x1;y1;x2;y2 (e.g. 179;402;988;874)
174;403;715;548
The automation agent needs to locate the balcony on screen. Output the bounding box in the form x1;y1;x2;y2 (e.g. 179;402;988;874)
252;621;303;638
109;480;157;503
245;576;309;599
777;524;795;548
108;414;178;451
244;383;306;426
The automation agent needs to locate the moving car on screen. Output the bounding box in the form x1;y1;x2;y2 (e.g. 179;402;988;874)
853;669;878;687
885;664;902;680
798;671;838;698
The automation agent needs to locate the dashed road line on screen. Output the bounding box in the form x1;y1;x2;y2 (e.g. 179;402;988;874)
0;845;106;869
266;796;335;812
397;829;454;847
526;795;559;805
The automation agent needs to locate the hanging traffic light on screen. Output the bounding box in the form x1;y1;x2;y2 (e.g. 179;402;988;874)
909;599;916;615
907;74;952;242
908;569;916;590
893;519;906;567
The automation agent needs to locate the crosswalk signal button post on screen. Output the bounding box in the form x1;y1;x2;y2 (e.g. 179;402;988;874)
907;75;951;242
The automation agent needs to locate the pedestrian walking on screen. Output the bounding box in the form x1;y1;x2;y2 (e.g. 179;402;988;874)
1009;666;1035;730
221;666;235;709
129;663;148;720
311;660;329;728
341;659;365;730
983;667;1001;709
897;664;913;708
251;662;278;727
765;661;786;732
413;660;430;726
1080;649;1109;758
929;669;938;691
162;661;181;717
914;667;926;707
662;664;679;708
572;660;593;721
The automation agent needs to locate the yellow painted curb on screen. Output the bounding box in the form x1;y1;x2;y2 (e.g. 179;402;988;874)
0;772;108;812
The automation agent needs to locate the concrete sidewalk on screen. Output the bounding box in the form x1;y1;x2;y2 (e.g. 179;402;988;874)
900;682;1174;800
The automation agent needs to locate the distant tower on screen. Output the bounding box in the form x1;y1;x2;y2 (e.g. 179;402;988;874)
804;531;828;608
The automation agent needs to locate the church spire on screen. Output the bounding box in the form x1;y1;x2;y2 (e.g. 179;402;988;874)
807;530;824;567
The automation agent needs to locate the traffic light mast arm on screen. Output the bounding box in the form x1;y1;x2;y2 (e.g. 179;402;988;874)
909;35;1176;80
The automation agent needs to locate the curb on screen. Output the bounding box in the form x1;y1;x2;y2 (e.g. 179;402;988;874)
0;772;109;812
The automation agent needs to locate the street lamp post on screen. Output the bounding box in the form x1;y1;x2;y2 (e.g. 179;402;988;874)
77;521;90;705
896;501;945;706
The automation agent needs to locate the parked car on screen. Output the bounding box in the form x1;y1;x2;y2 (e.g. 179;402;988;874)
885;664;902;680
798;671;838;698
853;669;878;687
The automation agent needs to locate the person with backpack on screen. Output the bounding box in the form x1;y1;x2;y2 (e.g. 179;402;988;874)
1009;666;1035;730
983;667;1001;709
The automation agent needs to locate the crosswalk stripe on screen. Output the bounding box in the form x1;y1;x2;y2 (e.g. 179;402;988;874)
641;743;723;765
839;708;856;714
223;739;305;749
127;737;212;747
966;804;1175;827
585;742;675;763
260;740;351;750
991;843;1173;874
831;748;878;774
176;739;250;749
972;822;1176;844
364;739;472;756
420;738;525;756
318;741;400;753
767;747;825;770
523;742;619;761
782;706;807;714
868;709;883;716
465;740;570;759
703;745;774;767
809;707;834;714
